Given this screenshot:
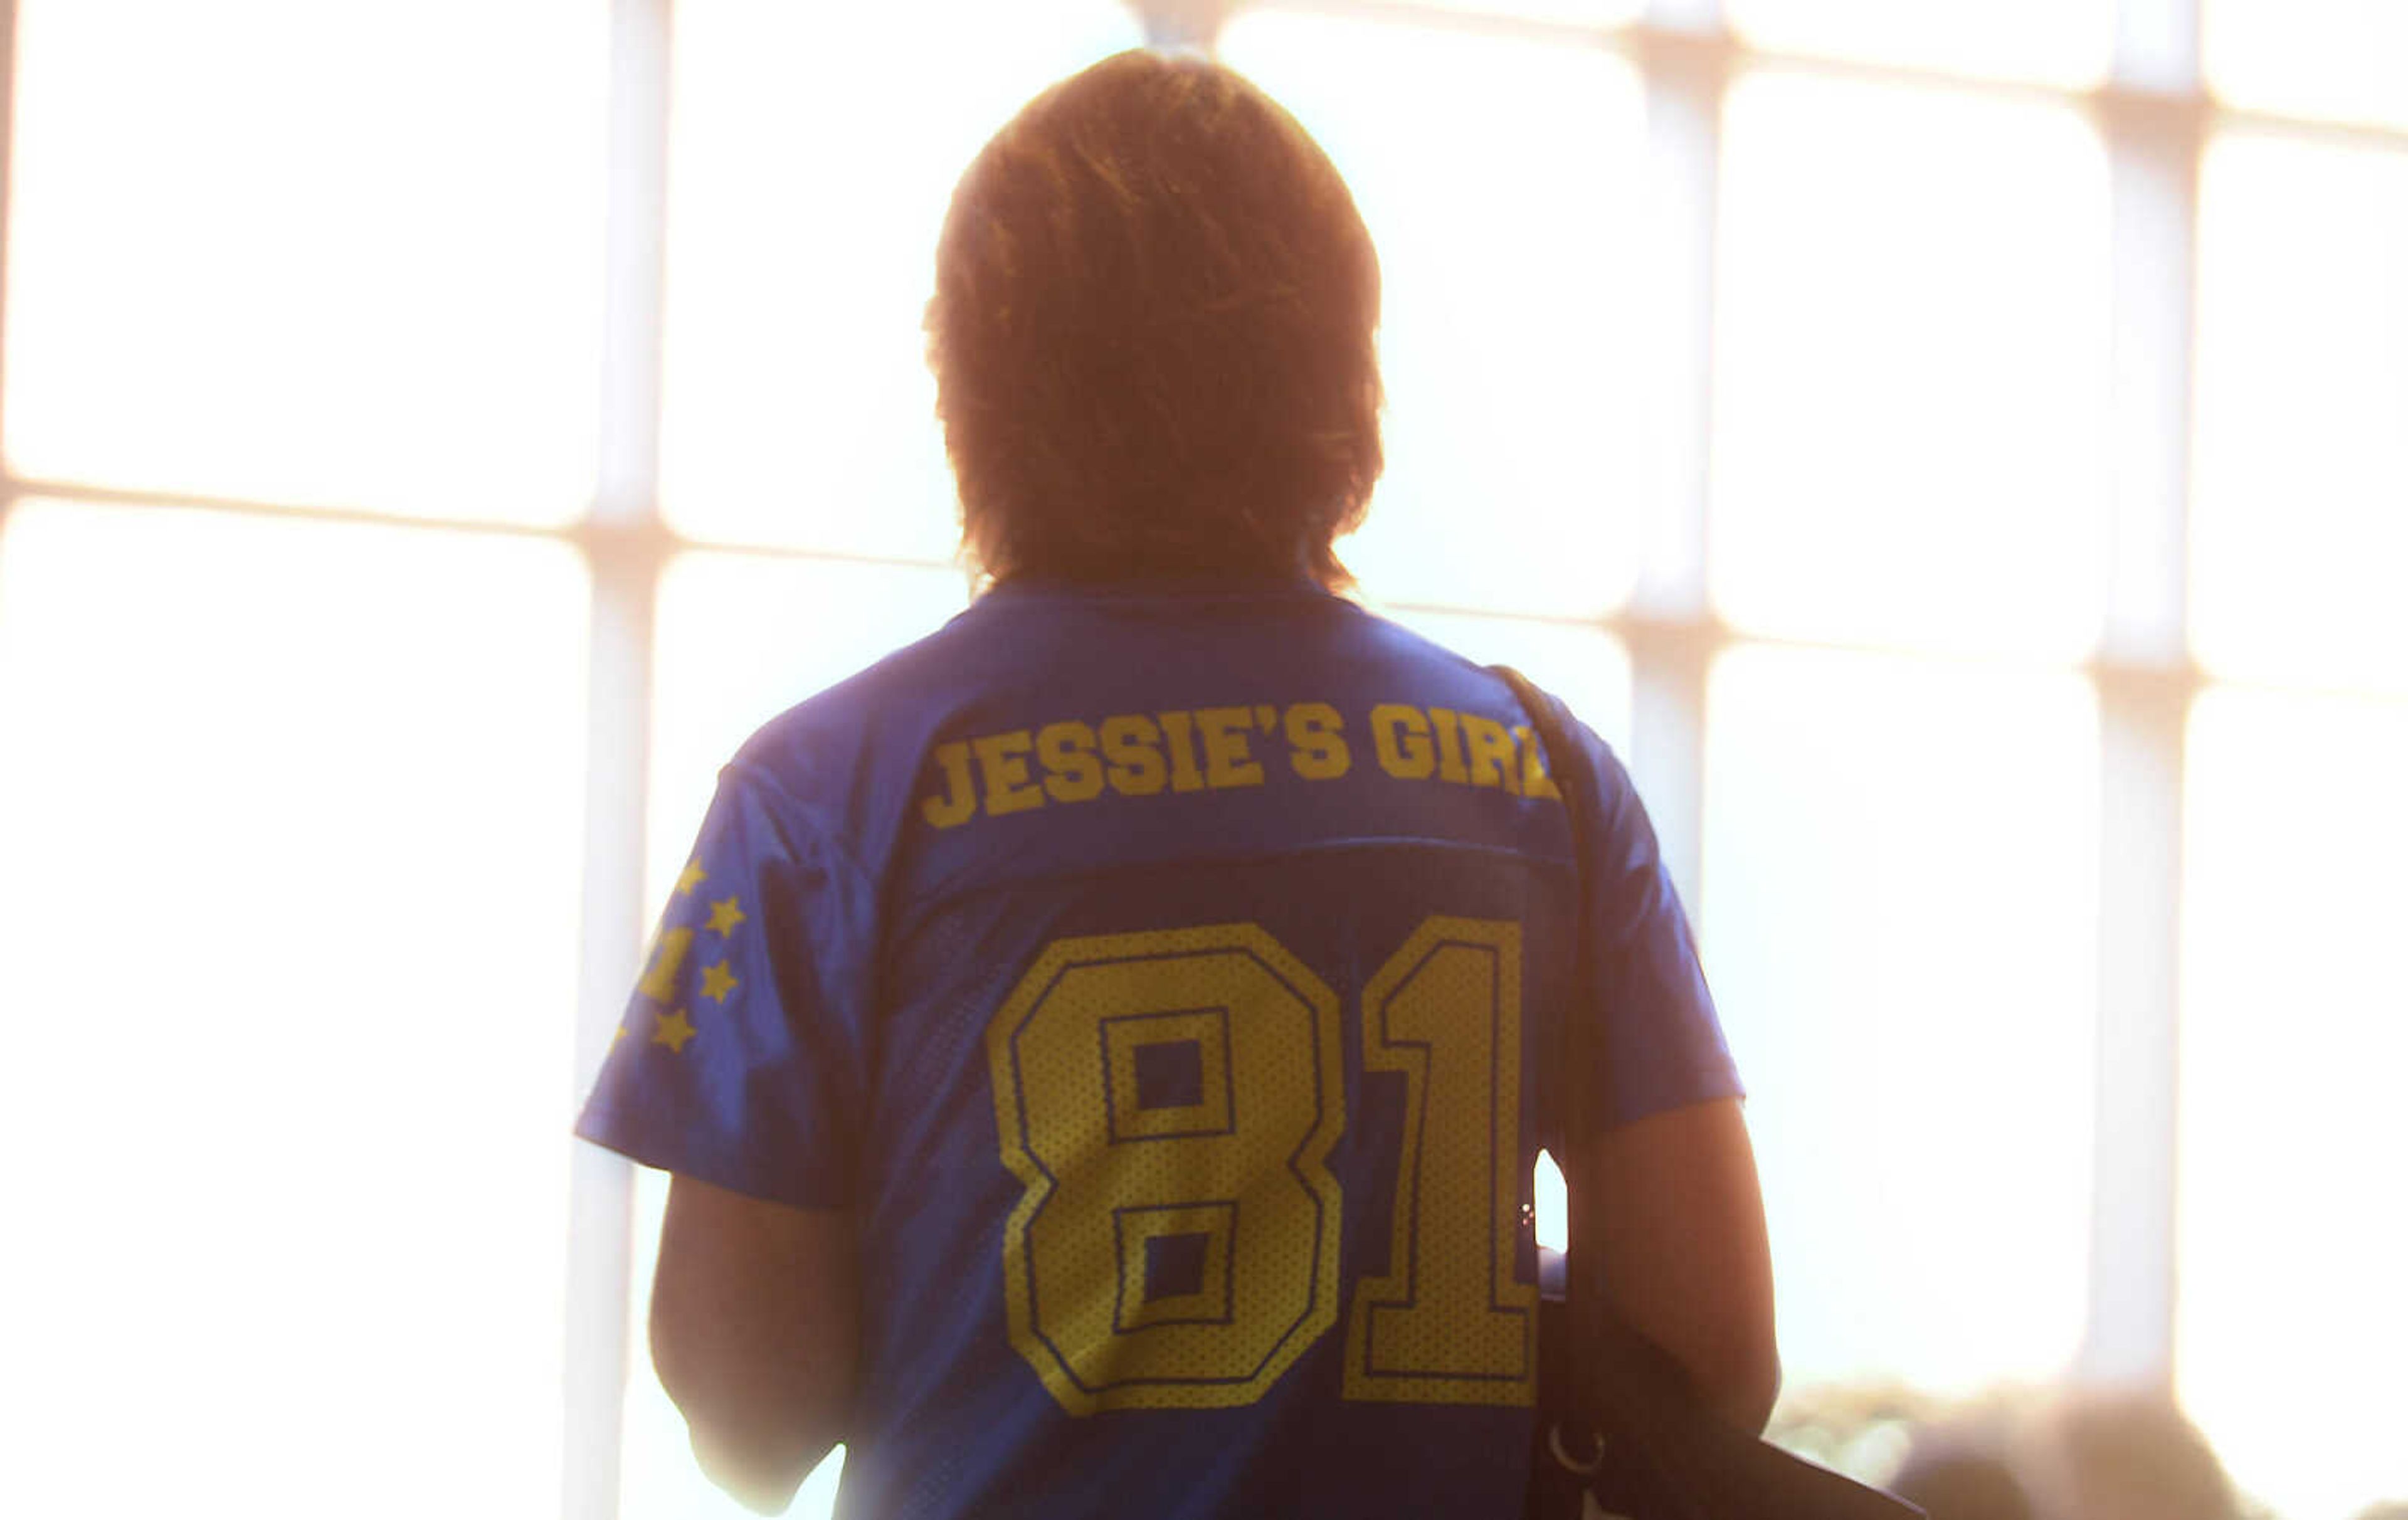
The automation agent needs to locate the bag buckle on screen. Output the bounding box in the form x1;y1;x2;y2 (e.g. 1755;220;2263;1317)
1546;1421;1607;1476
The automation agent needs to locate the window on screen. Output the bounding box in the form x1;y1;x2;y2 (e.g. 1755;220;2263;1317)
4;0;607;521
2204;0;2408;132
2190;130;2408;695
1713;70;2111;660
0;500;591;1513
1725;0;2111;88
2179;689;2408;1520
1220;10;1657;618
658;0;1143;560
1703;647;2099;1391
8;3;2404;1517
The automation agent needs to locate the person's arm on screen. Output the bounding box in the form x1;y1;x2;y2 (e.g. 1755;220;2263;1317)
1574;1095;1780;1433
649;1174;860;1515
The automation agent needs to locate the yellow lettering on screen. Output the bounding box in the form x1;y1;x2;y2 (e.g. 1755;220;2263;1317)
1102;714;1168;796
1196;707;1265;789
1158;710;1208;794
975;731;1045;816
1372;704;1435;780
1462;714;1519;793
1283;702;1350;781
1429;708;1471;784
919;740;980;828
1037;720;1104;803
1514;726;1562;802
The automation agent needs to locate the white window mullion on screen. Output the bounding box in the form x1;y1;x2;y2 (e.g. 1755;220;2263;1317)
2084;661;2190;1390
2114;0;2201;97
596;0;673;524
1624;616;1713;918
1146;0;1232;51
1647;0;1723;41
564;531;661;1520
1624;20;1725;913
0;0;16;468
1629;22;1724;634
565;1;675;1517
2081;0;2202;1389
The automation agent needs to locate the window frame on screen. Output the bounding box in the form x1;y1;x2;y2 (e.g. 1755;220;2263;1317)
3;1;2402;1514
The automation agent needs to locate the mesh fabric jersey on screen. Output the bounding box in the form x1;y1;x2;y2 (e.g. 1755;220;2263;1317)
577;573;1740;1520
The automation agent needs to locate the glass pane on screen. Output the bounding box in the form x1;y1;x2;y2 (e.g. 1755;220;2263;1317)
1371;604;1634;758
2191;132;2408;695
1408;0;1644;27
1727;0;2112;88
2205;0;2408;131
0;500;589;1515
648;554;972;904
660;1;1141;559
2179;688;2408;1520
3;1;606;522
1535;1151;1570;1254
1221;13;1655;618
1713;70;2110;659
1703;645;2098;1393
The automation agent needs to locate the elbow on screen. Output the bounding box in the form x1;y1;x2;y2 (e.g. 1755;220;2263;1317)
645;1180;858;1512
1730;1343;1783;1435
1694;1336;1782;1436
687;1412;842;1516
653;1316;852;1514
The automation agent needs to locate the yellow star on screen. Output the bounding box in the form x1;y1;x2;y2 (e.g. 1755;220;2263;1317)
677;857;707;896
652;1007;697;1054
700;961;739;1003
707;895;747;936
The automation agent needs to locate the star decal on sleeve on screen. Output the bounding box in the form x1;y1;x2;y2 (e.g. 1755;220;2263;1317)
652;1007;698;1054
706;894;747;936
677;857;707;897
700;962;739;1003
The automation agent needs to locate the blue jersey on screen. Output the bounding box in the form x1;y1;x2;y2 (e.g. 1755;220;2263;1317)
576;574;1740;1520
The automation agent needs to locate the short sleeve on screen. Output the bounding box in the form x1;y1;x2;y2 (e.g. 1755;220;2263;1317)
1571;719;1745;1127
574;764;875;1209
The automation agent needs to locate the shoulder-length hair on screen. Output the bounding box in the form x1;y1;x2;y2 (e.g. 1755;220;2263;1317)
926;50;1383;590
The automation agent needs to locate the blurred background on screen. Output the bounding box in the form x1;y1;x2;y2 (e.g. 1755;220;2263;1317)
0;0;2400;1516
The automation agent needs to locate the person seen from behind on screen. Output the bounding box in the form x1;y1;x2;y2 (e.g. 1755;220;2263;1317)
574;47;1777;1518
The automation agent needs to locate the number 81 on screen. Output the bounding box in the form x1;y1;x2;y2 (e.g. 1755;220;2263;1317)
987;917;1536;1416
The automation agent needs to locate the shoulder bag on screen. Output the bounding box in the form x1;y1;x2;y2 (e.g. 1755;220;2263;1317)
1495;665;1923;1520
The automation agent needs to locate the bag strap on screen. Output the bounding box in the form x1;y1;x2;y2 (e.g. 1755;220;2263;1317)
1491;665;1612;1452
1496;665;1929;1520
